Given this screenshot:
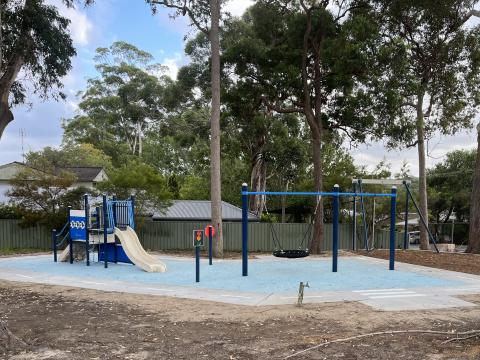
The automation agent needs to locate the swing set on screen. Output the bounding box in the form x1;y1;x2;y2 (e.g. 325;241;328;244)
241;178;440;276
241;183;398;276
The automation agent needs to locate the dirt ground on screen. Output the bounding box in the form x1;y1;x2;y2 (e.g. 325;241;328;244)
360;249;480;275
1;252;480;359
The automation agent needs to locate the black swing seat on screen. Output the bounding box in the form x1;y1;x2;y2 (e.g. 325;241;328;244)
272;249;310;258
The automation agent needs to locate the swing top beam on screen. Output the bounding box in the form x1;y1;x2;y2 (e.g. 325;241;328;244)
352;178;411;186
243;191;396;198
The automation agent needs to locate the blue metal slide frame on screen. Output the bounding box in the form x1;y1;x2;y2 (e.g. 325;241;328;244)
241;184;398;276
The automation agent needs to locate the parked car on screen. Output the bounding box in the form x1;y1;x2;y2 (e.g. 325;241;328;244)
409;231;420;244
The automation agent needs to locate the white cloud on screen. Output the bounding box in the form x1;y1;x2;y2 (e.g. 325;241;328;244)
162;53;184;80
348;127;479;177
46;0;94;46
225;0;254;17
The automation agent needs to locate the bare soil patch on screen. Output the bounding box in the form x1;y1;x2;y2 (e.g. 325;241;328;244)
358;249;480;275
1;280;480;359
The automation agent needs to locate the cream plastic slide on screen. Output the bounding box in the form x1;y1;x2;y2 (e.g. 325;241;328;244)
114;226;167;273
58;246;70;262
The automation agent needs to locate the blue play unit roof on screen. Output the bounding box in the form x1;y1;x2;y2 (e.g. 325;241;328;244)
0;256;464;293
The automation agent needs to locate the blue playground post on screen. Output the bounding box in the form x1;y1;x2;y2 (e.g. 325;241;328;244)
84;194;90;266
390;186;397;270
68;206;73;264
242;183;248;277
352;182;357;251
208;227;213;266
112;195;118;264
102;195;108;269
333;184;340;273
404;190;409;250
130;195;136;230
52;229;57;262
195;245;200;282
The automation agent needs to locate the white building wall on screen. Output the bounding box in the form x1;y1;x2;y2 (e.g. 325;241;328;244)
0;182;11;203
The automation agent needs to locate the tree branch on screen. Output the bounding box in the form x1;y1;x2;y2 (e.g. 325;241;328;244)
262;96;303;114
148;0;209;35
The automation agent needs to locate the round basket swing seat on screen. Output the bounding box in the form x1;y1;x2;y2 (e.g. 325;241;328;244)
272;249;310;258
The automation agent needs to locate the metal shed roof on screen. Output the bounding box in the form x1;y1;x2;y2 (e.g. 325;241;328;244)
152;200;259;221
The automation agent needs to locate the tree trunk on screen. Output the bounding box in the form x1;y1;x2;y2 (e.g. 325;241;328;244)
0;55;24;140
249;132;266;217
249;152;266;217
209;0;223;257
310;123;324;254
467;123;480;253
281;180;288;223
0;102;14;140
416;92;430;250
0;1;3;75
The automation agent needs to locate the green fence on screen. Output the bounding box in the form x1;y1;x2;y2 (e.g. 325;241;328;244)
135;221;405;252
0;219;52;250
0;219;405;252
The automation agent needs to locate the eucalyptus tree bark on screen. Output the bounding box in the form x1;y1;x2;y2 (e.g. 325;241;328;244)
209;0;223;257
147;0;224;257
467;123;480;253
0;55;24;140
415;90;430;250
0;0;3;74
249;132;266;217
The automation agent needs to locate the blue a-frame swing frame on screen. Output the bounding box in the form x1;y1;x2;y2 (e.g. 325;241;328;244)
241;184;398;277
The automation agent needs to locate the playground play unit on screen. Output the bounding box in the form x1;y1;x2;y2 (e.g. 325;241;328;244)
52;195;166;273
0;183;475;311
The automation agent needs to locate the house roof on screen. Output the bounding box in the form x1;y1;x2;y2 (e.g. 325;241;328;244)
152;200;259;221
56;167;106;182
0;162;107;183
0;162;28;180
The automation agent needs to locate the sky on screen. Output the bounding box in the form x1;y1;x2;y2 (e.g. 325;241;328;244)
0;0;478;178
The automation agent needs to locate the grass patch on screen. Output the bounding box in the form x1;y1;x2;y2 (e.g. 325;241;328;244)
0;248;47;255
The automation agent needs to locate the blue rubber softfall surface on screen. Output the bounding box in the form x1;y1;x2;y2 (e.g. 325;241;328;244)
0;256;464;293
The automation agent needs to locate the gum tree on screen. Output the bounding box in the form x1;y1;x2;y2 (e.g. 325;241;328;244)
0;0;78;140
146;0;224;257
368;0;480;249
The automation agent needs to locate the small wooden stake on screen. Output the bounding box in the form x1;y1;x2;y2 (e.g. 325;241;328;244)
297;281;309;307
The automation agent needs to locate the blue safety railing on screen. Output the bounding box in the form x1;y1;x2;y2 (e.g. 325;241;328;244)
106;200;134;230
52;220;70;263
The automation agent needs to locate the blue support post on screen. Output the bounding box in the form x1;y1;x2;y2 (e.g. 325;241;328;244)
52;229;57;262
352;182;357;251
404;190;409;250
390;186;397;270
84;194;90;266
112;195;118;264
68;206;73;264
333;184;340;273
102;195;108;269
242;183;249;277
208;228;213;266
195;245;200;282
112;195;117;226
130;195;136;230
